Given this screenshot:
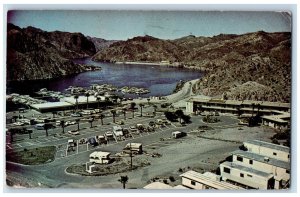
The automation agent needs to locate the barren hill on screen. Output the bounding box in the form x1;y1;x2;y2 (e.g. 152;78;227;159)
93;32;291;102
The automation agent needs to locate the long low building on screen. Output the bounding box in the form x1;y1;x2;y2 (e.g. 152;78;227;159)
180;170;244;190
30;101;73;112
186;98;290;115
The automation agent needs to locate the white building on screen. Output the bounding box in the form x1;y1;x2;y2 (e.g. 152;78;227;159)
231;150;290;182
180;170;244;190
89;151;111;164
220;161;274;189
243;140;290;162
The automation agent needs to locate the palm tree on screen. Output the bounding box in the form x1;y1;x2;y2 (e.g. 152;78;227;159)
96;96;101;110
251;103;256;117
118;175;129;189
147;98;150;105
122;108;127;120
100;113;105;125
43;123;52;137
75;119;80;131
257;104;261;116
27;129;33;139
236;106;242;118
74;95;79;112
130;102;136;118
89;117;94;128
9;129;17;143
85;92;90;109
52;111;57;118
152;105;157;116
60;120;65;134
139;103;144;117
111;109;116;123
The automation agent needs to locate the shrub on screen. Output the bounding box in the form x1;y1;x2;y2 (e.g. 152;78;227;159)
169;176;175;182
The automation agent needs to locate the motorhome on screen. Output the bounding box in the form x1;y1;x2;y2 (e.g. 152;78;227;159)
172;131;187;139
113;126;123;137
89;151;111;164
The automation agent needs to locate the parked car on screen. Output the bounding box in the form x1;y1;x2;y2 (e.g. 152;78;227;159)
149;121;155;127
88;137;98;147
71;113;82;117
13;122;25;126
68;130;80;135
116;120;124;125
130;126;138;132
78;138;87;144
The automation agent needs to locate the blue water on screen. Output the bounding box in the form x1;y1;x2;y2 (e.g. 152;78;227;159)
7;58;202;98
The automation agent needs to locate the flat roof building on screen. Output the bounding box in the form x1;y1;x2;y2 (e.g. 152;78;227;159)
30;102;73;112
180;170;244;190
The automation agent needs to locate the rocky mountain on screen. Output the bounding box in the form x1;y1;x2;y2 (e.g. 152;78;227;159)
92;32;291;102
87;36;118;52
7;23;98;81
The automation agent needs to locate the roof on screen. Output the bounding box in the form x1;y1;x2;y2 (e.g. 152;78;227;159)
173;185;189;189
180;170;244;190
62;95;105;104
231;150;290;170
188;98;290;110
244;140;290;153
221;162;274;179
30;102;72;109
89;151;110;158
143;182;173;189
126;143;142;149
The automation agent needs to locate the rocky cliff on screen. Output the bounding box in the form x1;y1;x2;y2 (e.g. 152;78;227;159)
92;32;291;102
87;36;118;52
7;23;97;81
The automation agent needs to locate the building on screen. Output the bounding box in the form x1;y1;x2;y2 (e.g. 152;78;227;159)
186;97;290;116
243;140;290;162
89;151;111;164
180;170;244;190
261;112;290;130
220;162;275;189
62;95;106;108
220;140;290;189
231;150;290;182
30;102;73;113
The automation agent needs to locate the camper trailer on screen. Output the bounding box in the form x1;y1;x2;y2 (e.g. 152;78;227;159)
172;131;187;139
89;151;111;164
113;126;123;137
123;143;143;154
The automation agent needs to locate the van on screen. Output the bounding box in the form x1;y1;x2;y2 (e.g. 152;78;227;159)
172;131;187;139
113;126;123;137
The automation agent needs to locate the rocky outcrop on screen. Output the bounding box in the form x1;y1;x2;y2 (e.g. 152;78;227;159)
87;36;118;52
7;23;97;81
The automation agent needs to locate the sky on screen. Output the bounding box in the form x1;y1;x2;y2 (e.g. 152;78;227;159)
7;10;291;40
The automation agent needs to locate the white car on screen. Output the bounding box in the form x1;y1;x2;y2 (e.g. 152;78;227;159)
68;130;80;135
13;122;24;126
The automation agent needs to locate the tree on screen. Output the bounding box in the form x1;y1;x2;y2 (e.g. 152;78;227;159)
130;102;136;118
139;103;145;117
147;98;150;105
152;105;157;116
89;117;94;128
251;103;256;117
9;129;17;143
122;108;127;120
85;92;90;109
111;109;116;123
74;95;79;112
52;111;57;118
99;113;105;125
118;175;129;189
43;123;53;137
96;96;101;110
12;115;18;123
60;120;66;134
27;129;33;139
175;109;184;123
75;119;80;131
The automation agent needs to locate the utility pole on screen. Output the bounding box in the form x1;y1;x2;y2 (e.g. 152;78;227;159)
130;143;133;170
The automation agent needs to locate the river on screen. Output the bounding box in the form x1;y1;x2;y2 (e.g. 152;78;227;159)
7;58;202;98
